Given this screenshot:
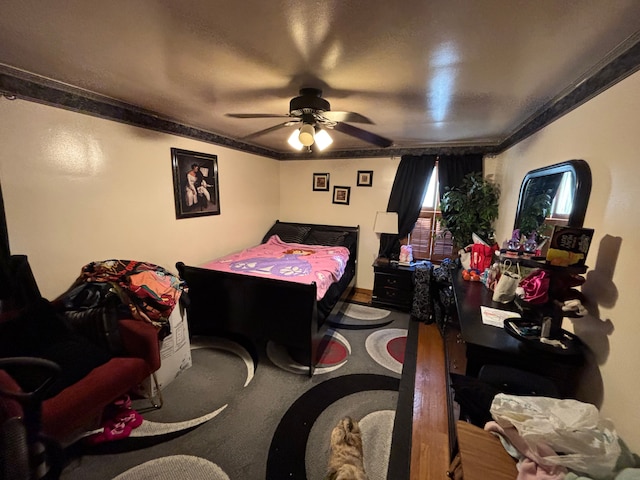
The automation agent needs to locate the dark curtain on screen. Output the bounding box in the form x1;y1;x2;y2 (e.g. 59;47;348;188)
438;154;484;201
0;182;12;299
379;154;436;258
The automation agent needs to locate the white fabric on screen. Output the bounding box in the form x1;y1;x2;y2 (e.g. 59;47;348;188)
490;394;621;479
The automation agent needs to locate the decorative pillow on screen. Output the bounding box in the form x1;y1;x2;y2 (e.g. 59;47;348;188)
262;222;311;244
304;230;348;246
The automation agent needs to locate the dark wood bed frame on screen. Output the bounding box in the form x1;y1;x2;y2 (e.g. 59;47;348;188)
175;222;359;376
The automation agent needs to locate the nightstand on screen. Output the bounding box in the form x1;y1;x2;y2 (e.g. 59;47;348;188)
371;260;415;311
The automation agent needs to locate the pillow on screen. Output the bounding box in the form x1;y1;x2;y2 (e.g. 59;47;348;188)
304;230;348;246
262;222;311;244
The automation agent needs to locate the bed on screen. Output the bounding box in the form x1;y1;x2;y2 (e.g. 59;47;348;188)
175;221;359;375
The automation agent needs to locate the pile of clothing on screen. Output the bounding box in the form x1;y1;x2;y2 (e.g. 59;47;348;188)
486;394;640;480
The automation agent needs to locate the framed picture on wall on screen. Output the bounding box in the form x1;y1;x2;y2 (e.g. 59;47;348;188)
171;147;221;219
313;173;330;191
357;170;374;187
332;186;351;205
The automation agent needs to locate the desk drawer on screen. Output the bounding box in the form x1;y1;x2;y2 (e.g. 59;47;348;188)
375;272;413;290
372;273;414;310
373;285;414;304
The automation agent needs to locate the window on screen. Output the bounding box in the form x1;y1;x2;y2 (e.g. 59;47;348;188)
409;163;454;262
548;171;574;219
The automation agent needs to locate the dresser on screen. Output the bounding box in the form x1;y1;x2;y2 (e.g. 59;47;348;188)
449;267;586;398
371;261;415;311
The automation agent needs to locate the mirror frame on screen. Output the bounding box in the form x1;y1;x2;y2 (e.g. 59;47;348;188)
514;159;592;231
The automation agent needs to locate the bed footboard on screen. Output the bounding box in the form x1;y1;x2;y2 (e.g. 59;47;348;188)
176;263;328;375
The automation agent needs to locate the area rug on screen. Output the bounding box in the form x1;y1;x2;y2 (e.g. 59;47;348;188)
60;303;411;480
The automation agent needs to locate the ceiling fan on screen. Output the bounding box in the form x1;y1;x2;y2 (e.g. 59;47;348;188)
226;87;393;150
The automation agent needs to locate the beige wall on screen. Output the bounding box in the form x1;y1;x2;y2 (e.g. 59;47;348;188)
493;70;640;450
0;99;280;298
279;157;400;290
3;68;639;452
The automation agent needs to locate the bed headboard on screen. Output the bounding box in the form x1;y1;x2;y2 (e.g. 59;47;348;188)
261;220;359;258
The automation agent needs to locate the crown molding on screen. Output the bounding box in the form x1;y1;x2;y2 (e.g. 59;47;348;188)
2;38;639;160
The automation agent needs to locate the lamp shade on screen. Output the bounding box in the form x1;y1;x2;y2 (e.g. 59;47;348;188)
298;124;315;146
287;129;304;150
374;211;399;234
314;128;333;151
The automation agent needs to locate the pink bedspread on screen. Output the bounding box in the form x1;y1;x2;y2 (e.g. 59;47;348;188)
200;235;351;300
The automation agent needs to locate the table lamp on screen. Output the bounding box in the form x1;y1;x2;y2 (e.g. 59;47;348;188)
374;211;399;264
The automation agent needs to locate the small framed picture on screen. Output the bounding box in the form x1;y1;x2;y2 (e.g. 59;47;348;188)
332;186;351;205
171;148;221;219
357;170;374;187
313;173;330;191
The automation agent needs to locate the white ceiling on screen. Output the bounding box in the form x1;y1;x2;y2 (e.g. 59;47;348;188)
1;0;639;157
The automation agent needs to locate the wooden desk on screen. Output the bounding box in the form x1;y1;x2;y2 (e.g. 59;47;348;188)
450;268;585;397
455;421;517;480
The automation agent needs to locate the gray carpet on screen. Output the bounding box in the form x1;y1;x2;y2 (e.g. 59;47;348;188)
60;304;410;480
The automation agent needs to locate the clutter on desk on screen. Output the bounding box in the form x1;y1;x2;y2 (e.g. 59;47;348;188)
492;260;521;303
545;225;594;267
459;232;499;279
480;305;520;328
460;225;594;347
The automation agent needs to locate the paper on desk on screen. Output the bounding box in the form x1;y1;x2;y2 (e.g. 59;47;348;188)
480;306;521;328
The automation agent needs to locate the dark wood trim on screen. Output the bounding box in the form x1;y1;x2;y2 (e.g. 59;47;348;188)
410;322;450;479
496;38;640;153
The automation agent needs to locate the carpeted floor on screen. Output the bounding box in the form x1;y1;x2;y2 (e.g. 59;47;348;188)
60;303;411;480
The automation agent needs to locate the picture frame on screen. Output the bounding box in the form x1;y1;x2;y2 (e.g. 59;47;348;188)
171;147;220;219
313;173;330;191
332;186;351;205
357;170;374;187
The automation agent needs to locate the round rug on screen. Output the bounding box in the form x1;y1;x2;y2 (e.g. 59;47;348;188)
266;329;350;375
267;374;400;479
112;455;229;480
365;328;407;374
328;304;393;329
359;410;395;480
127;339;254;441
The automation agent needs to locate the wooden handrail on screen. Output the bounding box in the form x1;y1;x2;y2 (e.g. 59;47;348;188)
411;322;451;479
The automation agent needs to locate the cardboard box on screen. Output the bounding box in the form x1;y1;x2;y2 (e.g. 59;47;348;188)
545;225;594;267
135;304;192;398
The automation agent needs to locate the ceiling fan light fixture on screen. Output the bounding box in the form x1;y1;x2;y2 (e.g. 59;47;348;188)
287;129;304;150
314;128;333;151
298;123;315;146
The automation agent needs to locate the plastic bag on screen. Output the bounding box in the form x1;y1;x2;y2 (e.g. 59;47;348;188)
490;394;621;478
400;244;413;263
492;261;521;303
470;243;496;271
458;248;471;270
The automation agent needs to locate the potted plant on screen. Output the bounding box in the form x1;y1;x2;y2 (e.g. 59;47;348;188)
440;172;500;250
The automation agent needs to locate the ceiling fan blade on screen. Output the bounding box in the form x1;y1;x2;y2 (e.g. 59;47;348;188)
332;122;393;148
241;121;300;140
226;113;291;119
321;111;374;124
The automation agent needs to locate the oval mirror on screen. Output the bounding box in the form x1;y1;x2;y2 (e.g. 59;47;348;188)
514;159;592;243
